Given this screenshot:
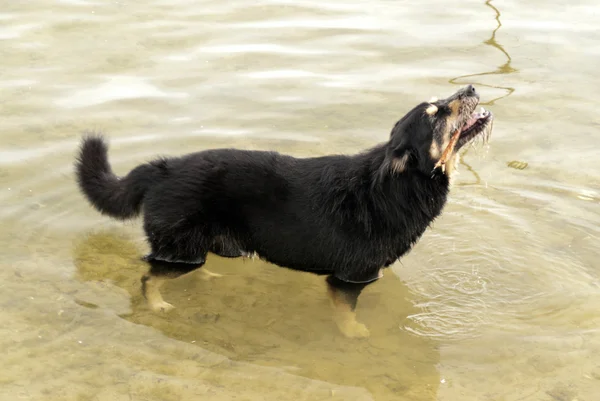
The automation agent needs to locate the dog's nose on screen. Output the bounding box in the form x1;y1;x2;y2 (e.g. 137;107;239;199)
465;84;476;96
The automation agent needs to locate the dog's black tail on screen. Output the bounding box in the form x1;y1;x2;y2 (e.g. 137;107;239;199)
75;133;164;220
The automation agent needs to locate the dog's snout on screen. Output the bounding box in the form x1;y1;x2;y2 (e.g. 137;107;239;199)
465;84;476;97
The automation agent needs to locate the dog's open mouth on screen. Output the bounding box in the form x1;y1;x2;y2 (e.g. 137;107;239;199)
458;106;493;148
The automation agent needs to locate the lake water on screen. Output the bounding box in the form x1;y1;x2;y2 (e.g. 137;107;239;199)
1;1;599;400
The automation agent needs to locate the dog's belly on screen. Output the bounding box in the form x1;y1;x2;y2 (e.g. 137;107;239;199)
209;235;249;258
247;231;386;279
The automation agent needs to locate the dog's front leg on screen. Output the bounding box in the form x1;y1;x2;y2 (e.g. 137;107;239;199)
326;276;373;338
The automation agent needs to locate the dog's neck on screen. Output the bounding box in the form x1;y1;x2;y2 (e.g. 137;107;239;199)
321;144;450;237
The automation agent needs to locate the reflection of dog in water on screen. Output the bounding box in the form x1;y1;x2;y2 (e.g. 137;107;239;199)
75;85;493;338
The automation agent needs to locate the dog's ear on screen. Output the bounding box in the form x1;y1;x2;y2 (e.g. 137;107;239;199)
375;137;415;185
389;143;413;174
387;131;417;174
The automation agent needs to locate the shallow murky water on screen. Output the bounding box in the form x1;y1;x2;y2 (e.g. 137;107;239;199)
1;1;599;400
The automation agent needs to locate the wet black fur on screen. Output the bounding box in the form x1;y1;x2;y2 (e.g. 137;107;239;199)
75;102;450;286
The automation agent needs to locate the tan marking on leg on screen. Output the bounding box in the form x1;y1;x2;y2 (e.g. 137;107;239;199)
197;268;223;281
326;286;370;338
142;275;174;312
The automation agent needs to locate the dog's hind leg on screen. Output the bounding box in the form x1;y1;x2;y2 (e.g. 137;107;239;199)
141;257;206;312
197;269;223;281
326;275;373;338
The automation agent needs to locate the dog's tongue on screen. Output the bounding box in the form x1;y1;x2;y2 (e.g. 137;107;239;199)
462;115;478;132
461;107;488;132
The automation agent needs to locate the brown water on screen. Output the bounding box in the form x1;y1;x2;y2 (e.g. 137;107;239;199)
1;1;599;400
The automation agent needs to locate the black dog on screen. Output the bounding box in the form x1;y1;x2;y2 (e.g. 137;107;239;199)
75;85;493;338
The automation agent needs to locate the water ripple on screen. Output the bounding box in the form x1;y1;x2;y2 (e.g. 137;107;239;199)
56;76;188;108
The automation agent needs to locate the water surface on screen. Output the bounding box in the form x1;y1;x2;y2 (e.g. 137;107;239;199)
1;0;599;400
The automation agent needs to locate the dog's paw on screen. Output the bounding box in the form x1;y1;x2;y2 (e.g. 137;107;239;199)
339;320;370;339
198;269;223;281
150;301;175;313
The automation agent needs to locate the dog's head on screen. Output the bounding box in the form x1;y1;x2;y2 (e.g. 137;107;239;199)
385;85;493;178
